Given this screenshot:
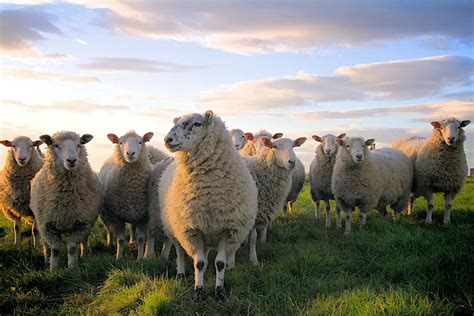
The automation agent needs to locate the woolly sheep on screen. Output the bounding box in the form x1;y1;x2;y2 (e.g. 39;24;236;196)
283;157;305;217
332;136;413;235
240;130;283;157
244;136;306;264
159;110;258;300
393;118;471;224
230;128;248;150
30;131;100;269
99;130;154;260
0;137;43;246
309;133;346;227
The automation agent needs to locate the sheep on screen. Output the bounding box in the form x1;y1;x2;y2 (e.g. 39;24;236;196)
332;136;413;235
393;118;471;224
144;156;174;258
159;110;258;300
0;137;43;247
230;128;248;150
240;130;283;157
30;131;100;269
283;157;305;217
309;133;346;227
244;136;307;264
98;130;154;260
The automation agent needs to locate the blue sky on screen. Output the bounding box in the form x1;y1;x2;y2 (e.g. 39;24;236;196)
0;1;473;171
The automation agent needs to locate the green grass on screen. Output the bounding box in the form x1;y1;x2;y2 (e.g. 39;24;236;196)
1;178;474;315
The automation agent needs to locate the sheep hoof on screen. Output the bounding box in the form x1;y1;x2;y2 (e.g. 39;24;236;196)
193;286;205;300
214;286;226;301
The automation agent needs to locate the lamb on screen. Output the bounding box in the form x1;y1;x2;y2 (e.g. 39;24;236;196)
309;133;346;227
240;130;283;157
393;118;470;224
332;136;413;235
159;110;258;300
98;130;154;260
230;128;248;150
30;132;100;269
244;136;306;264
0;137;43;247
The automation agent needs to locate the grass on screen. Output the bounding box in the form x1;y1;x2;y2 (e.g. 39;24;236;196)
1;178;473;315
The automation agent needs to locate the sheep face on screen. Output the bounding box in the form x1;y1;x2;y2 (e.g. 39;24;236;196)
164;111;213;153
107;132;153;163
431;118;470;147
336;137;374;164
261;137;306;170
245;131;283;155
0;136;42;167
312;133;346;157
40;133;93;171
230;129;247;150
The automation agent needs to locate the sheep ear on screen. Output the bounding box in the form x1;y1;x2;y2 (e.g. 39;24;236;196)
293;137;306;147
173;117;181;124
335;138;344;146
39;135;53;146
204;110;214;125
33;140;43;147
272;133;283;139
460;120;471;128
80;134;94;144
365;139;375;147
0;140;12;147
107;134;119;144
337;133;346;139
143;132;154;142
244;133;254;141
261;137;273;148
312;135;322;142
431;121;441;129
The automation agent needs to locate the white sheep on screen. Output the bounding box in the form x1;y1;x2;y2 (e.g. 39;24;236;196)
244;136;306;264
309;133;346;227
393;118;470;224
230;128;248;150
98;130;154;260
332;136;413;235
0;137;43;246
159;110;258;300
240;130;283;157
30;132;100;269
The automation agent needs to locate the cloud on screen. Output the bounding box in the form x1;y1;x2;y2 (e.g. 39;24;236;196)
0;7;63;57
79;57;204;73
4;68;99;83
73;38;87;45
196;56;474;112
2;99;129;113
70;0;473;53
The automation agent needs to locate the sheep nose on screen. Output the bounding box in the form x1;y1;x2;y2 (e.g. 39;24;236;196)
288;160;295;166
127;151;135;157
164;137;173;144
19;157;26;162
448;137;455;143
356;154;363;159
66;158;77;165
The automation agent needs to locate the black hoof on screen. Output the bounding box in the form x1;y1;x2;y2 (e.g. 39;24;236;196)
176;273;185;279
193;286;205;300
214;286;226;301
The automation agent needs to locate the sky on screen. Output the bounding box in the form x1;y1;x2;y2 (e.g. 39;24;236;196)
0;0;473;172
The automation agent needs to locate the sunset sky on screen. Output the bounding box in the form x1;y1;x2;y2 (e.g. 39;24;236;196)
0;1;473;171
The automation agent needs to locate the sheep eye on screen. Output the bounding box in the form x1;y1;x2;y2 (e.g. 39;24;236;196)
119;142;123;145
54;144;60;149
346;145;350;148
139;141;142;145
193;122;202;127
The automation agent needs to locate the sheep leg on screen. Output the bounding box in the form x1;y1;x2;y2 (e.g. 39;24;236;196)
192;237;206;300
268;221;273;230
249;227;259;265
336;203;342;228
344;208;353;235
145;236;155;258
378;206;388;219
161;237;173;260
359;211;367;225
32;221;41;248
50;243;61;270
283;202;289;218
67;239;79;268
288;201;295;214
407;194;415;216
425;194;434;224
115;223;126;259
175;242;186;277
13;217;21;246
106;231;114;248
226;249;236;269
42;242;51;267
325;199;331;228
80;235;88;257
315;200;321;221
443;193;453;225
214;239;228;301
257;226;267;243
136;222;146;259
129;223;137;244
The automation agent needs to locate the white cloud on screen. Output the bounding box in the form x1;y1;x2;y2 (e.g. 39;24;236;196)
4;68;99;83
79;57;204;73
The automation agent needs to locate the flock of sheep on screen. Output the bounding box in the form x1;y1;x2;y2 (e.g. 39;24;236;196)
0;111;470;300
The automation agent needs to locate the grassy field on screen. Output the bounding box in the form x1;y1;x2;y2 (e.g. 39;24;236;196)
1;178;473;315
